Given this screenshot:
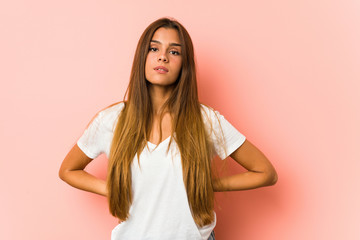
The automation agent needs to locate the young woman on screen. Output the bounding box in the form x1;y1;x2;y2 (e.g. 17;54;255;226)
59;17;277;240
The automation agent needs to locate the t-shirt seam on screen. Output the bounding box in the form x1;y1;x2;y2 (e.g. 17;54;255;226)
220;136;246;160
76;141;98;159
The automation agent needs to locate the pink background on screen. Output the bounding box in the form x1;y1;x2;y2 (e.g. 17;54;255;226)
1;0;359;239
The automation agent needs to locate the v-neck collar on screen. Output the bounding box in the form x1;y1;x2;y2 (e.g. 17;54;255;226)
147;135;171;148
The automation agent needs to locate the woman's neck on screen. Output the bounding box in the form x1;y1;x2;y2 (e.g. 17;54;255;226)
149;84;174;115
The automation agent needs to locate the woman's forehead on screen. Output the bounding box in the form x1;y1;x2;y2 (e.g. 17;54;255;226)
151;27;181;46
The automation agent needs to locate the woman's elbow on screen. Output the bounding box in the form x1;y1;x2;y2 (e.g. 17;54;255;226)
58;167;69;182
58;168;65;181
266;170;278;186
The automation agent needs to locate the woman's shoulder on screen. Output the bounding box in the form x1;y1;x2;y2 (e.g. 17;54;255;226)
94;101;126;130
199;103;225;130
199;102;213;113
98;101;125;116
199;103;220;120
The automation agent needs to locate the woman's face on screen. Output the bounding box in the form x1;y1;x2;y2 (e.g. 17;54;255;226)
145;27;182;87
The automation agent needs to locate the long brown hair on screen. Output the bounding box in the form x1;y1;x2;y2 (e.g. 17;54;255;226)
107;17;217;227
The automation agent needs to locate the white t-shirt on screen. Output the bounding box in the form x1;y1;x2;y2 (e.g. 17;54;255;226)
77;102;246;240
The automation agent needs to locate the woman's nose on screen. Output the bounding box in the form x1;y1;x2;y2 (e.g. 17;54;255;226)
157;52;168;62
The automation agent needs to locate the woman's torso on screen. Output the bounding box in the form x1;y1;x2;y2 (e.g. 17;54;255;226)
100;102;216;240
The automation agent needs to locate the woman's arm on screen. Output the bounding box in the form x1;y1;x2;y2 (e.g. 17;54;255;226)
212;139;278;192
59;144;108;197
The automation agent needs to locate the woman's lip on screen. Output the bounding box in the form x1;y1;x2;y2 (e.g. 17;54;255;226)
154;66;168;72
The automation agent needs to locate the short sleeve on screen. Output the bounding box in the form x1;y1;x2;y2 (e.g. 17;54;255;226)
76;111;106;159
202;106;246;160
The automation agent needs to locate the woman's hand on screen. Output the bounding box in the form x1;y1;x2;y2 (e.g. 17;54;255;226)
212;139;277;192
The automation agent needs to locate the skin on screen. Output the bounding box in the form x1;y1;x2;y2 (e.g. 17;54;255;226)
145;27;182;144
59;143;107;196
58;27;277;198
213;140;278;191
145;27;183;96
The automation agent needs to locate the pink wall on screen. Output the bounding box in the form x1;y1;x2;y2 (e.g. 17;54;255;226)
1;0;359;239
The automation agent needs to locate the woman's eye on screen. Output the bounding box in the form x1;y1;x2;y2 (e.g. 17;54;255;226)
149;47;158;52
170;50;180;55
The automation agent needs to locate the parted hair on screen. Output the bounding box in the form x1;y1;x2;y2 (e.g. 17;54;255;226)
107;17;217;227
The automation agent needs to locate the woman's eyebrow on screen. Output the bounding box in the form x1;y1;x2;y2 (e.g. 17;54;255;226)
150;40;181;47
